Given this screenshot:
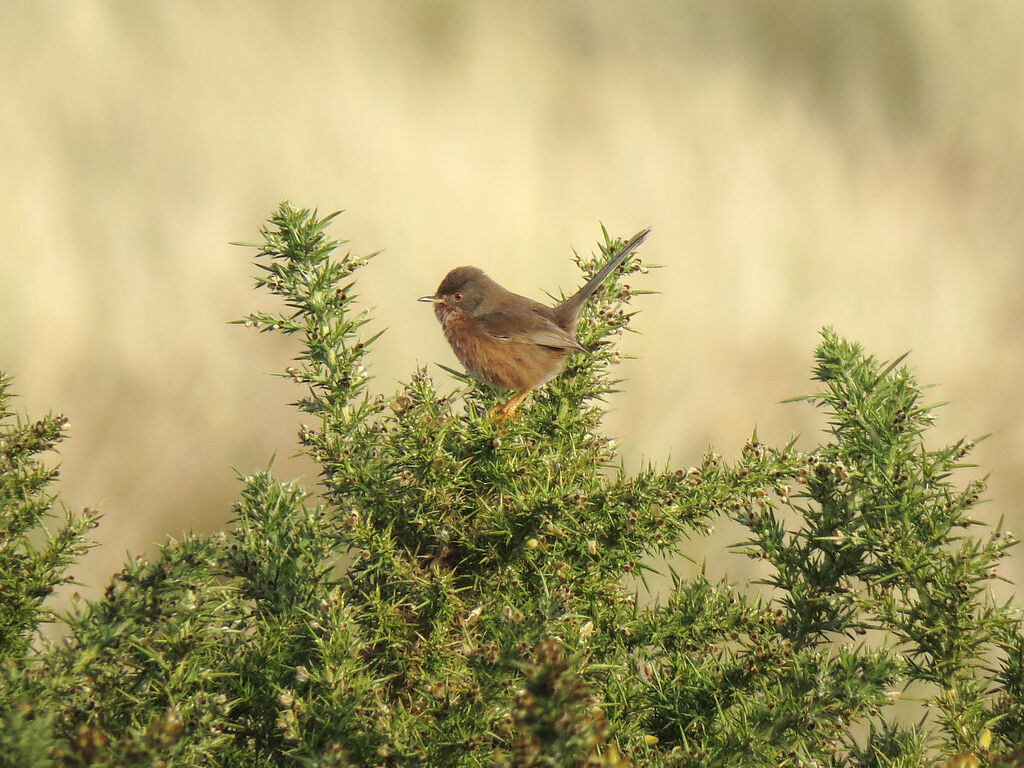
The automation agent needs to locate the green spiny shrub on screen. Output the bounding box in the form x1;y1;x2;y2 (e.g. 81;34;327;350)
1;202;1022;767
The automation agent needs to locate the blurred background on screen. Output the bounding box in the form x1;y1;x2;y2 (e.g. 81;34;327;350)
2;1;1022;603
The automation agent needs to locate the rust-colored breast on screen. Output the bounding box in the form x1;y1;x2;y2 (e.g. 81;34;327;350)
435;305;570;392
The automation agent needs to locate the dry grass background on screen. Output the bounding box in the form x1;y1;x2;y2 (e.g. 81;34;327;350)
2;2;1022;604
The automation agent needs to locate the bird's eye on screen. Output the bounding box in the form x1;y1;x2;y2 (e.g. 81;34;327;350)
453;292;463;302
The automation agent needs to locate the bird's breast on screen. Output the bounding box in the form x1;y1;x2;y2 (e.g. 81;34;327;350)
434;308;569;392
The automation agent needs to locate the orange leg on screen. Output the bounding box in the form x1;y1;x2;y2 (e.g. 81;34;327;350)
489;390;531;420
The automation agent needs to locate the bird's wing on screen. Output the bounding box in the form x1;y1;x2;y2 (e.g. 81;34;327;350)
476;310;585;351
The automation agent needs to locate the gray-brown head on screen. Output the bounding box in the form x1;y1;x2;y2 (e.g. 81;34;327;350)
417;266;497;318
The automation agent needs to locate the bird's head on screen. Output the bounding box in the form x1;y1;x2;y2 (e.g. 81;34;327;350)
418;266;491;316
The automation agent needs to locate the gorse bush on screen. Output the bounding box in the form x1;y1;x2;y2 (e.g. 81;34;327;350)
1;201;1023;767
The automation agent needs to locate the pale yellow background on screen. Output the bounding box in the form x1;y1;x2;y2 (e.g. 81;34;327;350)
2;2;1022;602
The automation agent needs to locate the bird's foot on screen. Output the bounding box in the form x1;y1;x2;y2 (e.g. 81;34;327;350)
489;391;530;421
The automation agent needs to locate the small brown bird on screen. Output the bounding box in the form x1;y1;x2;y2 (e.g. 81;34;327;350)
419;228;651;418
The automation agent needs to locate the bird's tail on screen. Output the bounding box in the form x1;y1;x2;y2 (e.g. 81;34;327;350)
554;227;651;327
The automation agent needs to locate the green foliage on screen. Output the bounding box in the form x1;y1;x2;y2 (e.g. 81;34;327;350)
0;201;1022;767
0;374;96;661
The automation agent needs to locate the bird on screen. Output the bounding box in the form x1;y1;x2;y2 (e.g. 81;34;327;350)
418;228;651;419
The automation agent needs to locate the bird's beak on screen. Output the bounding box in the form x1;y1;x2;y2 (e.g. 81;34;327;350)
418;295;443;303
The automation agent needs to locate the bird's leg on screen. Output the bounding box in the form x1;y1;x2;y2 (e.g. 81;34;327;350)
489;390;531;420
